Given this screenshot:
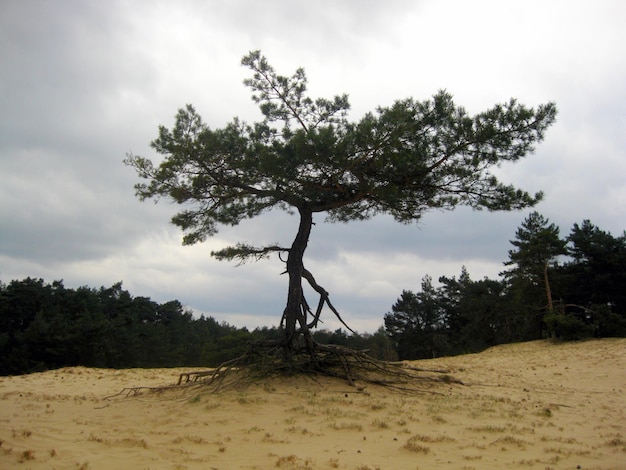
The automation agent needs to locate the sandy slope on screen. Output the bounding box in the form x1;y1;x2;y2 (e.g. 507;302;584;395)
0;339;624;469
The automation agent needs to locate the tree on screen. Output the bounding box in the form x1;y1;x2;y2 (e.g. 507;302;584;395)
502;211;567;338
565;220;626;312
561;220;626;336
0;277;263;375
439;267;509;351
384;276;449;359
125;51;557;359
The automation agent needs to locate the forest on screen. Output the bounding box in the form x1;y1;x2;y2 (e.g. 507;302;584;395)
1;213;624;375
385;213;626;359
0;279;395;376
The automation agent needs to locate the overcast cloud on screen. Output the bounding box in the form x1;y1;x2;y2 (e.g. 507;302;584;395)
1;0;624;332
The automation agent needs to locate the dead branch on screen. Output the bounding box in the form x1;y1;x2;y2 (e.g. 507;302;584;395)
302;267;354;333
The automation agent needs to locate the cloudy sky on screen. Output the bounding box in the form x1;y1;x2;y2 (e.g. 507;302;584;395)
1;0;624;332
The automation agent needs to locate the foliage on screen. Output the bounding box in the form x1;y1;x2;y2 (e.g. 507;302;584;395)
502;211;567;284
384;270;508;360
0;278;395;375
384;276;450;359
385;215;625;360
562;220;626;317
439;268;511;350
125;51;557;347
501;211;568;338
0;279;237;375
543;311;595;340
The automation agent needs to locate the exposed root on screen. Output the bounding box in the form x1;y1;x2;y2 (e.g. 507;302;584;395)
104;341;462;401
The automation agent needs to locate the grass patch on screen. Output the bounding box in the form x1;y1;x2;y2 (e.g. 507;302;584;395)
605;436;626;450
274;453;314;469
263;432;289;444
371;418;389;429
285;425;313;435
88;433;148;448
491;435;528;449
537;407;553;418
404;435;431;453
12;429;33;439
543;446;591;457
466;424;507;433
18;449;35;462
172;435;208;444
369;401;386;411
408;433;455;443
328;421;363;432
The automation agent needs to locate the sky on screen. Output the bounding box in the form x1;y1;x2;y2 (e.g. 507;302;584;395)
1;0;625;333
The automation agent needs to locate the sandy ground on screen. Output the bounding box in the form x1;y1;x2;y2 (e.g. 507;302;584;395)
0;339;624;470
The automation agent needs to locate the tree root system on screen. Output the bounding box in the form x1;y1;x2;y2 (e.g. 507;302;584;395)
104;341;463;401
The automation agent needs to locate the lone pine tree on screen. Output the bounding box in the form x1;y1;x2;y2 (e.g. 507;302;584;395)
125;51;557;357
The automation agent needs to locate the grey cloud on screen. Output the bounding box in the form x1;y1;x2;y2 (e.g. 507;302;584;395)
1;1;165;268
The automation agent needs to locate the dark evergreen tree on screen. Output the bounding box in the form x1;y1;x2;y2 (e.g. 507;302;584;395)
384;276;449;359
0;278;55;373
560;220;626;336
502;211;567;338
365;326;399;361
125;51;557;358
439;267;509;351
0;278;257;375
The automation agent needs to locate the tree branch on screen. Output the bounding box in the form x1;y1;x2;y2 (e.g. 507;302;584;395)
211;243;289;265
302;268;355;333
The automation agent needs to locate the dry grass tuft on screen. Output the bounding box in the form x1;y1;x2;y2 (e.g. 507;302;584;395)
88;433;148;448
491;435;528;449
329;421;363;432
466;424;506;433
409;433;455;443
12;429;32;439
263;432;289;444
404;435;431;453
18;449;35;462
604;435;626;450
274;453;314;469
371;418;390;429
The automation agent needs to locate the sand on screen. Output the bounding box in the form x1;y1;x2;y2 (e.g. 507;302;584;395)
1;338;624;469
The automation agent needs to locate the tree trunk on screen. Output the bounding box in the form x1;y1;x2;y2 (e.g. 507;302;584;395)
544;259;554;312
283;206;313;348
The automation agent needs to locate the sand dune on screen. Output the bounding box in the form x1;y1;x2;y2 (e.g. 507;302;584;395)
1;338;624;469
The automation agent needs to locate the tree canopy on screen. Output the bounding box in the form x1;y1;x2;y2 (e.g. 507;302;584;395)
125;51;557;351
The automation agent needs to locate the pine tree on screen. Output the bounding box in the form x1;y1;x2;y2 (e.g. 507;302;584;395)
126;51;557;358
502;211;567;337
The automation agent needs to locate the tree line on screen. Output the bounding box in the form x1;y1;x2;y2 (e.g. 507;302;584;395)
1;212;623;374
0;279;395;375
384;212;626;360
